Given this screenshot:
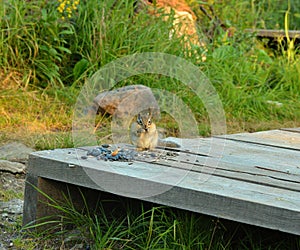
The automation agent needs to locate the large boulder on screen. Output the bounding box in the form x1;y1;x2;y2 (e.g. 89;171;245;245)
92;85;159;118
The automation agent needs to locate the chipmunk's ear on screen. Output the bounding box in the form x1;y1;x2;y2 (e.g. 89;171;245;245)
148;107;152;117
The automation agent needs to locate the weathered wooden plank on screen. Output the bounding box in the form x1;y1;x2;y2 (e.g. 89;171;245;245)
25;149;300;235
245;29;300;39
38;141;300;182
281;127;300;134
211;138;300;175
31;138;300;191
216;130;300;150
22;173;39;226
175;136;300;177
147;156;300;192
28;149;300;206
119;139;300;192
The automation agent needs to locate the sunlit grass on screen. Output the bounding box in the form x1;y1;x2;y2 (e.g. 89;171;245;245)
0;0;299;148
0;188;24;202
0;79;77;148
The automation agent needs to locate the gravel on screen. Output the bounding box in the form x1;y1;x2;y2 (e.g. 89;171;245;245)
0;172;25;250
0;142;29;249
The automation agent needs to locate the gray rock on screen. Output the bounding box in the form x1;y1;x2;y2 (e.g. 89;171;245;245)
0;199;24;214
92;85;159;117
0;160;26;174
0;142;34;163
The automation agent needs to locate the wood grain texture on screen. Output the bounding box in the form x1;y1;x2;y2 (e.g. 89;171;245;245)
216;129;300;150
281;128;300;134
23;129;300;235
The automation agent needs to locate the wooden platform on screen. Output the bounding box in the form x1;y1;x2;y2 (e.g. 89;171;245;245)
23;128;300;235
245;29;300;40
244;29;300;48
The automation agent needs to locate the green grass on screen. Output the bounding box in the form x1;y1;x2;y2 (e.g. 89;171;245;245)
1;0;299;143
0;0;300;248
0;186;24;202
20;189;300;249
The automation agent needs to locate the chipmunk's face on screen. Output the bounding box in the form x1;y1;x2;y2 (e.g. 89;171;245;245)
137;112;152;132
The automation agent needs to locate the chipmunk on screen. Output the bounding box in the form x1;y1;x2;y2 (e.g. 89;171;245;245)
130;109;159;151
130;109;181;151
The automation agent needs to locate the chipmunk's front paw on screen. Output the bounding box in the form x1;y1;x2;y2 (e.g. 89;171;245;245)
136;128;146;135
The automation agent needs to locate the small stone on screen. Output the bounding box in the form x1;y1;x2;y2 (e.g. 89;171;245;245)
87;148;101;157
1;213;8;218
166;152;179;157
150;153;157;157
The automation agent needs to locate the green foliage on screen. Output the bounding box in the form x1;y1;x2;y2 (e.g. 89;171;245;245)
202;0;300;30
0;0;300;140
1;0;185;87
0;188;23;202
1;0;299;90
203;39;300;124
21;188;300;249
0;0;74;87
0;0;299;140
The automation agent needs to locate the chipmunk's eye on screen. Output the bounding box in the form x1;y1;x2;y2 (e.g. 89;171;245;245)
148;119;152;125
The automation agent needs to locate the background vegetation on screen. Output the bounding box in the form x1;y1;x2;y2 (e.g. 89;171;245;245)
1;0;300;148
0;0;300;248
